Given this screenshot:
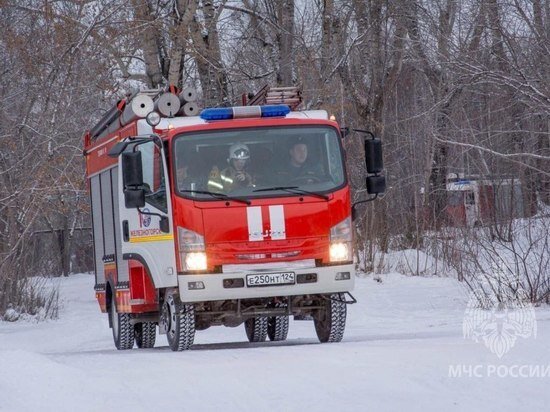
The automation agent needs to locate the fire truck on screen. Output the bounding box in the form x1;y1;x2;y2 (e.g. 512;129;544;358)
83;86;385;351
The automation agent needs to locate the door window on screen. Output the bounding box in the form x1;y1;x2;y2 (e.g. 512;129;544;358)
138;141;167;212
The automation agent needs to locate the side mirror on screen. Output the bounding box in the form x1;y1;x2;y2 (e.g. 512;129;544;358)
365;138;383;173
366;175;386;194
124;188;145;208
122;151;145;208
352;131;386;212
122;151;144;187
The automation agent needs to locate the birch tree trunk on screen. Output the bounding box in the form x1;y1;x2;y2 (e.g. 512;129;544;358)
276;0;295;85
189;1;229;107
131;0;164;88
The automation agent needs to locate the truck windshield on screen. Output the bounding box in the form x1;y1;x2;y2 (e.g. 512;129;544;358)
173;126;345;200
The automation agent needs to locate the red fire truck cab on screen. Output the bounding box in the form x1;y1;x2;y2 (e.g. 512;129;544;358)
84;93;384;351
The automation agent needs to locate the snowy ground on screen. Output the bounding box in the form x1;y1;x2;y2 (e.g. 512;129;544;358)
1;273;549;412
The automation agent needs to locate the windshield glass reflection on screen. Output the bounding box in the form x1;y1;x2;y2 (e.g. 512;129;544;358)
173;126;345;199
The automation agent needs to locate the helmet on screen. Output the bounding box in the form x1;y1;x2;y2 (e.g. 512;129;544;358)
228;143;250;161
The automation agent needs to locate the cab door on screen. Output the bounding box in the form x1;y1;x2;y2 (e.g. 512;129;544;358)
118;140;178;288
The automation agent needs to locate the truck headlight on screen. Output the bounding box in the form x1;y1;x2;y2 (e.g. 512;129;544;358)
184;252;207;271
330;242;350;262
178;227;207;271
329;217;352;262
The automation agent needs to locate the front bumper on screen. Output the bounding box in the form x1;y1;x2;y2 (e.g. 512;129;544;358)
177;262;354;303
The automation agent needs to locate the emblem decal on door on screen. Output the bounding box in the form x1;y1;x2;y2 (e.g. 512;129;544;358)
139;208;151;228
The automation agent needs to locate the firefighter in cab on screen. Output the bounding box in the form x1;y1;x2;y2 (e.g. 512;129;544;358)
208;143;254;192
276;136;322;184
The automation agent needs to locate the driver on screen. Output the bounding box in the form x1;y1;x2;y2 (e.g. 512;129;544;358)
276;137;321;183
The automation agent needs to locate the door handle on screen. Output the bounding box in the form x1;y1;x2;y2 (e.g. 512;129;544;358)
122;220;129;242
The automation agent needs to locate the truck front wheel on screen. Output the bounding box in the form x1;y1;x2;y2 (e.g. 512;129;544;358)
110;300;134;350
161;294;195;351
314;293;347;343
267;315;289;341
245;317;268;342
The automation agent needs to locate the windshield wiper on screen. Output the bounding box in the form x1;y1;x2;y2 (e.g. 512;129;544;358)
253;186;329;201
179;190;251;205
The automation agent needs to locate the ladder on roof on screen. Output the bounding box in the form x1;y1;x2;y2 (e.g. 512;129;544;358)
244;85;302;110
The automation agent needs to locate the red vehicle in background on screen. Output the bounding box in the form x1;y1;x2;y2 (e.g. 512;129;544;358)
445;174;528;227
83;87;385;351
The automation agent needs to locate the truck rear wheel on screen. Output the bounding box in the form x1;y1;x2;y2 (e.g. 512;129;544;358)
267;315;289;341
134;322;156;349
245;317;268;342
314;293;347;343
162;294;195;351
110;300;134;350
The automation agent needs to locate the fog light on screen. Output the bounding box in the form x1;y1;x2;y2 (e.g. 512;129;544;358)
329;242;350;262
188;281;205;290
297;273;317;284
223;278;245;288
335;272;351;281
185;252;207;271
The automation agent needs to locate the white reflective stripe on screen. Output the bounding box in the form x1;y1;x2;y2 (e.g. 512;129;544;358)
207;180;224;190
269;205;286;240
247;206;263;241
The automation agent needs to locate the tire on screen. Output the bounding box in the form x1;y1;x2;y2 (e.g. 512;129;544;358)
245;317;268;342
110;299;134;350
267;314;289;342
134;322;156;349
314;293;347;343
161;294;195;351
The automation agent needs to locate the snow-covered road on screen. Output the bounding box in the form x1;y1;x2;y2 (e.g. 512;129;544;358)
1;273;549;412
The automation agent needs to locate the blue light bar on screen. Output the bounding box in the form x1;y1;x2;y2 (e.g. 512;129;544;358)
200;107;233;120
200;105;290;121
261;105;291;117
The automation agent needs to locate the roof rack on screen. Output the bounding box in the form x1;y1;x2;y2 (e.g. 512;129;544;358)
244;85;302;110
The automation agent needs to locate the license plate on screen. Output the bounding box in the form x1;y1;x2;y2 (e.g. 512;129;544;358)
246;272;295;287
